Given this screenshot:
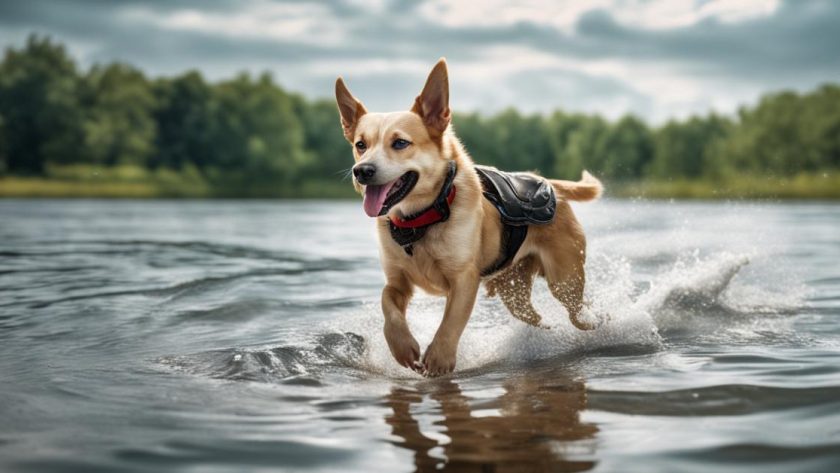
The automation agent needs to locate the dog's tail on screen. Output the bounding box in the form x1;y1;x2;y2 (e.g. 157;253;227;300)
550;170;603;202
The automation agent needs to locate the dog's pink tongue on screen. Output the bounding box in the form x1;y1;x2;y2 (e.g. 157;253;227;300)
363;182;395;217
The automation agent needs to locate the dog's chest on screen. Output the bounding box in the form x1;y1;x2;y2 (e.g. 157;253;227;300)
398;245;450;295
378;206;481;295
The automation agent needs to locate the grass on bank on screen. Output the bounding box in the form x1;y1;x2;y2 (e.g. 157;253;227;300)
0;164;357;199
612;172;840;200
0;164;838;199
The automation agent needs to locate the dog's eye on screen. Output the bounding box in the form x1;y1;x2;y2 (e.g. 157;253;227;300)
392;138;411;150
355;140;366;152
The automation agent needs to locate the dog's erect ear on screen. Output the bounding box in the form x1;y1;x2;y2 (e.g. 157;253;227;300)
335;77;367;142
411;58;450;138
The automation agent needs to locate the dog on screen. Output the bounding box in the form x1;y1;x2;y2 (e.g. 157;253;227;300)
335;59;602;377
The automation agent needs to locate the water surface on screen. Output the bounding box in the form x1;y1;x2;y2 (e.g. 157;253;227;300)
1;199;839;472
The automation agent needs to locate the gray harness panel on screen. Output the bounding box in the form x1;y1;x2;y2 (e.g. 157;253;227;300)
475;165;556;277
475;166;556;226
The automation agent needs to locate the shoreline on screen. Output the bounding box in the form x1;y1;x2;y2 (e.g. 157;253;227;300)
1;167;838;200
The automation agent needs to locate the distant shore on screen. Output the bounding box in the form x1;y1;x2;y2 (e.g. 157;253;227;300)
610;173;840;200
4;37;840;204
1;165;838;200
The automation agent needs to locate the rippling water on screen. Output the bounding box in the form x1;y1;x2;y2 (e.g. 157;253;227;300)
1;199;839;472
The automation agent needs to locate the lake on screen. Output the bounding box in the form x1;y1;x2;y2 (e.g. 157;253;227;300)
1;198;839;472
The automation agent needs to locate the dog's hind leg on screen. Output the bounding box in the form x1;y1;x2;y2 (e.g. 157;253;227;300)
540;237;595;330
486;256;547;328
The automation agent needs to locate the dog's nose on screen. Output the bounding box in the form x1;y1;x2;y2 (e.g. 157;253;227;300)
353;163;377;184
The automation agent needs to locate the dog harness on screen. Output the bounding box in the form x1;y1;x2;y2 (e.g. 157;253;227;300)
475;165;557;276
387;162;557;276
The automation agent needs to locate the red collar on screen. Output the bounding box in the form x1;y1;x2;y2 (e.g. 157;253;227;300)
389;185;456;228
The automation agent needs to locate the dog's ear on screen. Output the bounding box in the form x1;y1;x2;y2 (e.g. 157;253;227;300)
411;58;450;138
335;77;367;142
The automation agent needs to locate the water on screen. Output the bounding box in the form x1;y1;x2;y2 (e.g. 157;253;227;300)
0;198;838;472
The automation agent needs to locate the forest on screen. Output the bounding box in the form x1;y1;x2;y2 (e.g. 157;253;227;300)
1;35;838;198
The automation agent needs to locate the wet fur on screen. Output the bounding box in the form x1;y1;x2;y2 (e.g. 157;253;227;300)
336;59;602;377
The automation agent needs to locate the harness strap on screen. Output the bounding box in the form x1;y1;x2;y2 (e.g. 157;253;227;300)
480;224;527;277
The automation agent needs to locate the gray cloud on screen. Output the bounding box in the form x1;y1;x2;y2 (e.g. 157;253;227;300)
502;67;656;118
570;2;840;82
1;0;838;121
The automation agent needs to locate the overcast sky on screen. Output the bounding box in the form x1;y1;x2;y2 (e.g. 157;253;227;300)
1;0;838;123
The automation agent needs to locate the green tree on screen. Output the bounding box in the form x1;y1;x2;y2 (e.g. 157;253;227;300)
718;87;840;175
600;115;653;179
650;115;730;179
152;71;217;170
210;73;307;183
545;112;588;178
454;109;553;174
452;112;499;167
294;97;349;180
0;35;84;174
487;110;550;172
3;35;840;195
558;116;609;178
81;63;157;166
800;85;840;169
0;113;6;173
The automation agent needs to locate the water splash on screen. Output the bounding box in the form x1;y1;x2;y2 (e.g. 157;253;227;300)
161;251;805;382
159;332;367;383
339;250;804;377
639;251;807;338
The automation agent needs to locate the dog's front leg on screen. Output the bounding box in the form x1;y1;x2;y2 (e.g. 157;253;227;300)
382;276;421;370
422;270;480;377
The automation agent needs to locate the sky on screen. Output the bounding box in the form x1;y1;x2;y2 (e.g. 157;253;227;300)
1;0;838;123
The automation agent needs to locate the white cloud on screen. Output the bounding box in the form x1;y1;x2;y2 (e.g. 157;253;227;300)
123;1;346;44
610;0;780;29
417;0;611;31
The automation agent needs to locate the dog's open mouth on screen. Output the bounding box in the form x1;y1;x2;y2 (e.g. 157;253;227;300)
363;171;418;217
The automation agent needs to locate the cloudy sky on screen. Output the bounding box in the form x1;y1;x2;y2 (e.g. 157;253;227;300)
1;0;838;122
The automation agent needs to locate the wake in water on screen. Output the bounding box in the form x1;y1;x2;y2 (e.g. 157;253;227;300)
161;251;806;381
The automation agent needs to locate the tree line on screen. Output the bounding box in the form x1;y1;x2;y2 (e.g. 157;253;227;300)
1;35;838;195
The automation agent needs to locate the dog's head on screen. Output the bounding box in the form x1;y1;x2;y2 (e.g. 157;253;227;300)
335;59;453;218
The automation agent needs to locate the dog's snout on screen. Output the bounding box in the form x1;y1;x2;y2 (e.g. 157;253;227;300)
353;163;377;184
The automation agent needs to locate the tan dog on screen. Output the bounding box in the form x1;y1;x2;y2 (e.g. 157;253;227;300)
335;59;602;377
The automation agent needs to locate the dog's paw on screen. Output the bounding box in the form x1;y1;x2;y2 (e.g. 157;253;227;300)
384;320;421;369
570;318;598;330
421;340;457;377
391;337;421;370
569;307;607;331
570;313;609;330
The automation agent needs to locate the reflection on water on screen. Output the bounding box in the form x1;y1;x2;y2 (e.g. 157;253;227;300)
386;370;598;472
